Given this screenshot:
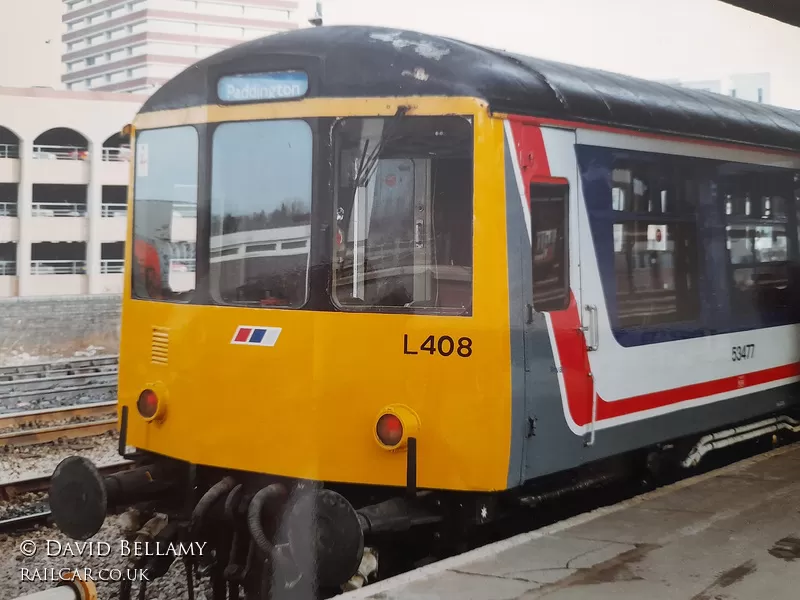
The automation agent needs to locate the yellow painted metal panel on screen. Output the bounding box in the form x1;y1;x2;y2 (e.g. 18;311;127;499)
119;97;512;492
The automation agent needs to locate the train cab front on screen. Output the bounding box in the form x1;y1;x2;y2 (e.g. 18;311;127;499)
48;27;518;600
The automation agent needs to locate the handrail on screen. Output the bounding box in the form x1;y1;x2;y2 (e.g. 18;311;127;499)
0;261;16;276
0;144;131;161
31;203;87;217
169;258;196;273
0;202;17;217
100;259;124;274
172;203;196;217
30;260;87;275
102;146;130;162
101;203;127;217
32;145;88;161
0;144;19;159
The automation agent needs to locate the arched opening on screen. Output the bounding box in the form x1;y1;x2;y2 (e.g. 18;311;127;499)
102;132;131;162
33;127;89;161
0;126;20;159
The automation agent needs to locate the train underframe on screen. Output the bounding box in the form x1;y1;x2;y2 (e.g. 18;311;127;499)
47;408;800;600
48;450;514;600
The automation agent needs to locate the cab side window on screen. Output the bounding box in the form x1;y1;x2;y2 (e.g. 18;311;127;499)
530;183;570;311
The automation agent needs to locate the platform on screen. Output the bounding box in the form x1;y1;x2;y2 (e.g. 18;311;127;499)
340;443;800;600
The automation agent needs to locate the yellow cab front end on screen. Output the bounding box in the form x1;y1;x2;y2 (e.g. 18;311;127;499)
119;94;514;495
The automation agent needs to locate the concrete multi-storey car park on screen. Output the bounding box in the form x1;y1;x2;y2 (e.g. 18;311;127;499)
0;1;316;299
0;86;149;298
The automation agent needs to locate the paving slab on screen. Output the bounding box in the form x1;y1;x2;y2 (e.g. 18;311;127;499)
339;443;800;600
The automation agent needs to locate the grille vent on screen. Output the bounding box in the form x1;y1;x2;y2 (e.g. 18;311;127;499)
151;327;169;365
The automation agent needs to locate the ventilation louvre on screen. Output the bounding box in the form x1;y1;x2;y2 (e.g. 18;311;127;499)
151;327;169;365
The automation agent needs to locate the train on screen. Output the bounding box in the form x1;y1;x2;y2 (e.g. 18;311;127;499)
48;25;800;600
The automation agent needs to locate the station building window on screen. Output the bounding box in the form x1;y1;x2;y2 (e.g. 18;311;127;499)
101;242;125;274
102;185;128;218
0;126;19;159
0;184;17;216
0;243;16;276
32;184;87;217
31;242;86;275
33;128;88;160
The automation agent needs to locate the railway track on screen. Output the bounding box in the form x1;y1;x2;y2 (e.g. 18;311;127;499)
0;460;132;533
0;355;118;407
0;355;119;380
0;401;118;447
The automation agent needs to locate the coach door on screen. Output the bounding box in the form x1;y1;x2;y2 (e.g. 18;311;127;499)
514;124;582;479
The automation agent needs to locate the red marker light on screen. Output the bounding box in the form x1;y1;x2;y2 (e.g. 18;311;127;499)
376;413;403;447
137;389;159;419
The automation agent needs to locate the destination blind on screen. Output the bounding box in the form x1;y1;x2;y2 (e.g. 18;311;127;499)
217;71;309;103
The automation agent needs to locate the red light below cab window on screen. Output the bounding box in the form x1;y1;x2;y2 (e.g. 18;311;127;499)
376;414;403;447
137;389;159;419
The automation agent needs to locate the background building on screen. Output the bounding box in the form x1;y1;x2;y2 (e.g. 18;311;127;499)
658;72;771;105
0;87;146;298
0;0;63;88
62;0;314;94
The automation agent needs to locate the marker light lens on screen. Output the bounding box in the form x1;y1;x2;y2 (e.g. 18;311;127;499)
137;389;159;419
376;413;404;447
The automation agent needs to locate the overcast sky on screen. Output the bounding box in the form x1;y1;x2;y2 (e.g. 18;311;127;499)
321;0;797;100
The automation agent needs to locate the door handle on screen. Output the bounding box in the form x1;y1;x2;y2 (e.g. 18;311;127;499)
525;303;534;324
584;304;598;351
584;370;598;447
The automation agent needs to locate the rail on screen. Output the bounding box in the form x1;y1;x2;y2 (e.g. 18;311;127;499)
31;202;87;217
0;400;117;429
0;143;19;159
0;201;17;216
0;355;117;405
0;460;132;533
102;146;130;162
0;511;51;534
0;417;119;447
0;144;130;162
173;202;196;217
0;260;16;276
101;202;127;217
0;355;118;380
30;260;87;275
100;258;124;273
32;145;88;161
170;258;196;272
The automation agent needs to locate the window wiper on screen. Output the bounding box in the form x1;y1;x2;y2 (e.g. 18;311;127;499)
353;105;410;188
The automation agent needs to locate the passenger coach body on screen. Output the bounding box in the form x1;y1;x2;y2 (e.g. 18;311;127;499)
48;25;800;598
504;119;800;484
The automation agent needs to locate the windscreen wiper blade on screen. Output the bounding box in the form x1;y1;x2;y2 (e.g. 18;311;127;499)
353;105;410;188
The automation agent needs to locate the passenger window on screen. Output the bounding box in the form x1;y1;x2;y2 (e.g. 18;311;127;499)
530;183;569;311
608;156;700;329
613;221;699;328
720;168;794;322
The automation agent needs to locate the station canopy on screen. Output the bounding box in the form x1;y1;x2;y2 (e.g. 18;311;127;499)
721;0;800;27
